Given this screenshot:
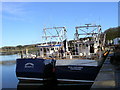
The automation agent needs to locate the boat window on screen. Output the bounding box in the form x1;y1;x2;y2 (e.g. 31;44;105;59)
90;44;94;53
51;48;54;50
40;48;42;51
75;44;78;47
86;44;88;47
79;44;81;47
43;48;47;52
47;48;49;51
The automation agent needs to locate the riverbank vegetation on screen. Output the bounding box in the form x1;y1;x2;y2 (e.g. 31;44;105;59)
0;44;39;55
105;27;120;40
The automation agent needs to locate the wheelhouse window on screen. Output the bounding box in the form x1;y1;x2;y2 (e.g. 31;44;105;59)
51;48;54;50
40;48;42;51
47;48;49;51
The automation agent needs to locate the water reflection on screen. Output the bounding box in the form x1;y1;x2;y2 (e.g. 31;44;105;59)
17;80;92;90
2;64;18;88
1;60;16;65
1;54;19;89
0;54;20;61
17;81;56;90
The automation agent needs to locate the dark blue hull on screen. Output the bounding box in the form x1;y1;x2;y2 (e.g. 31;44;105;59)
16;58;55;81
55;65;100;81
16;58;100;82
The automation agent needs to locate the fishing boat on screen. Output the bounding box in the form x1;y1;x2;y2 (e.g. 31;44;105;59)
16;25;106;83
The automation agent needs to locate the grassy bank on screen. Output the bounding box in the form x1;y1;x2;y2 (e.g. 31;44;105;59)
0;46;39;55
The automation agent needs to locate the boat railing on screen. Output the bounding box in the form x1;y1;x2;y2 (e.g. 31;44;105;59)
20;51;101;60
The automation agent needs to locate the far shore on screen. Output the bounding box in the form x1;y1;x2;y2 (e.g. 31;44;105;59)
0;60;16;65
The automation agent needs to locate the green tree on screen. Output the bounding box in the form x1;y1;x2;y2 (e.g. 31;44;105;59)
105;27;120;40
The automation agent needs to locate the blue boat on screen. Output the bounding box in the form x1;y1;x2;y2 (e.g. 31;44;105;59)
16;58;102;83
16;25;106;83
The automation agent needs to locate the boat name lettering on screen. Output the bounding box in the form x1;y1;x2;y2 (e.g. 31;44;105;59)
68;66;83;70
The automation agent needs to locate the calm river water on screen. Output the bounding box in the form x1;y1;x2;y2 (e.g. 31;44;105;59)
1;54;92;90
1;54;19;89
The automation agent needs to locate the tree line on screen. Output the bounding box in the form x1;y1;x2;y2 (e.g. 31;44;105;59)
105;27;120;40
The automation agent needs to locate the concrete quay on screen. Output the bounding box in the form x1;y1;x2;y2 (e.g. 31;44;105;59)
91;53;120;90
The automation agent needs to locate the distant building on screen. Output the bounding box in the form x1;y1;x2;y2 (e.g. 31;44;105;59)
113;38;120;45
107;40;113;45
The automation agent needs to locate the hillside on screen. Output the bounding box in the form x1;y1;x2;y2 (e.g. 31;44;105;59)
105;27;120;40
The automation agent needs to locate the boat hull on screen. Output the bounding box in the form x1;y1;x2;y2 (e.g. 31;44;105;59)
16;58;55;81
16;58;101;82
55;65;100;82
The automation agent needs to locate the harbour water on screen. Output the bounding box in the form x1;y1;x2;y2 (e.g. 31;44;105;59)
1;54;92;90
0;54;20;61
1;54;19;89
